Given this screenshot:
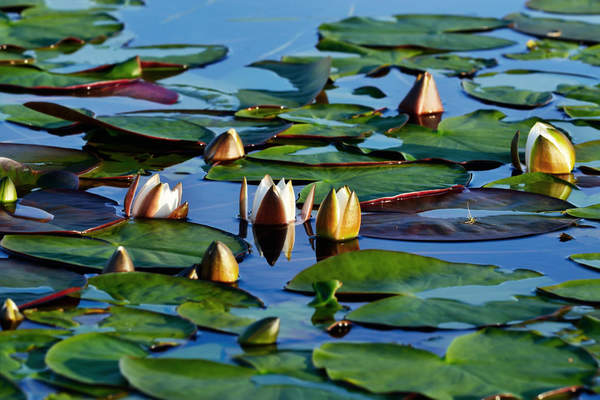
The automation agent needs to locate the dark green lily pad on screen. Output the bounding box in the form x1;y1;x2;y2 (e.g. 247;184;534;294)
83;272;262;308
0;104;92;132
462;80;553;109
177;301;256;335
538;279;600;303
313;329;597;399
45;332;147;386
24;308;92;329
347;295;567;329
526;0;600;14
207;160;469;205
0;329;68;377
247;145;396;165
235;350;325;383
319;15;513;51
569;253;600;270
0;219;249;270
556;83;600;104
0;374;24;400
33;370;124;399
119;356;368;399
504;39;579;60
565;204;600;220
286;249;541;296
397;54;497;77
0;258;86;305
505;13;600;43
572;44;600;66
575;140;600;163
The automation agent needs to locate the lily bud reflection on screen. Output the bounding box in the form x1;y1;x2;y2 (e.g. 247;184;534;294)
204;128;245;163
316;237;360;261
125;174;188;219
316;186;361;241
526;122;575;174
253;223;295;266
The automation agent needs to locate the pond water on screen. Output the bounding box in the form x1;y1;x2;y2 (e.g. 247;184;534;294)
2;0;600;398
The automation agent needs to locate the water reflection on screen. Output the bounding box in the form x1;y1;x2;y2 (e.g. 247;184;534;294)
252;223;295;266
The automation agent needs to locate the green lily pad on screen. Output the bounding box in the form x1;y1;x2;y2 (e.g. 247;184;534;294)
45;332;148;386
247;145;396;165
556;83;600;104
313;328;597;399
207;159;469;205
235;350;325;383
575;140;600;163
538;279;600;303
83;272;262;308
33;370;124;399
0;219;249;270
526;0;600;14
319;15;513;51
24;308;93;329
561;105;600;119
505;13;600;43
504;39;579;60
0;374;24;400
0;104;92;132
286;249;541;296
397;54;497;77
119;356;368;399
572;44;600;66
569;253;600;270
461;80;553;109
177;301;256;335
0;258;86;305
0;329;69;377
347;295;567;329
565;204;600;220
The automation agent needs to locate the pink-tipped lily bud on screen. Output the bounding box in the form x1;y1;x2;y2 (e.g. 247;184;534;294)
250;175;296;225
1;298;23;330
399;71;444;115
204;128;245;163
125;174;188;219
0;177;17;204
316;186;361;241
198;241;239;283
526;122;575;174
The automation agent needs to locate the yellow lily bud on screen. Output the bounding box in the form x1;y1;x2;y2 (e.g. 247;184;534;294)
198;241;239;283
0;177;17;204
316;186;361;241
103;246;135;274
237;316;280;346
1;298;24;330
399;71;444;115
250;175;296;225
204;128;245;163
125;174;187;219
526;122;575;174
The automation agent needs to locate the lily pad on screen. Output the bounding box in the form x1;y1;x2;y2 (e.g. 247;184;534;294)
207;159;470;205
483;172;577;200
572;44;600;66
505;13;600;43
504;39;578;60
286;249;541;296
0;374;24;400
569;253;600;271
82;272;262;308
313;329;597;399
319;15;513;51
556;83;600;105
247;145;397;165
347;295;568;329
0;219;249;270
235;350;325;383
461;80;553;109
0;329;69;377
565;204;600;220
0;258;86;305
0;104;92;132
538;279;600;303
575;140;600;163
561;105;600;119
526;0;600;14
177;301;257;335
45;332;148;386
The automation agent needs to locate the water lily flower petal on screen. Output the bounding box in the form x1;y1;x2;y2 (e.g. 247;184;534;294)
253;185;289;225
316;186;361;241
252;174;275;220
127;174;186;219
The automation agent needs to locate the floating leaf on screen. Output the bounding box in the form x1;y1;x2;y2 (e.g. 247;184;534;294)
505;13;600;43
45;332;147;386
0;329;68;377
572;44;600;66
539;279;600;303
247;145;396;165
575;140;600;163
1;219;249;270
556;83;600;105
0;104;92;132
207;159;469;205
561;105;600;119
569;253;600;271
347;295;567;329
397;54;497;77
526;0;600;14
177;301;256;335
319;15;513;51
235;350;325;383
483;172;577;200
286;249;541;296
504;39;578;60
0;374;24;400
313;329;597;399
462;80;553;109
565;204;600;220
0;258;86;305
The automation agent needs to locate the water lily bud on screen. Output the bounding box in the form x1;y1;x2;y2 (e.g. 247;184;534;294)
526;122;575;174
1;298;24;330
237;316;280;346
240;177;248;221
251;175;296;225
204;128;245;163
126;174;188;219
103;246;135;273
316;186;361;241
399;71;444;115
177;265;199;280
198;241;239;283
0;177;17;204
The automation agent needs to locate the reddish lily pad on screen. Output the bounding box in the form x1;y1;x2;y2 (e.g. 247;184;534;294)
361;187;576;241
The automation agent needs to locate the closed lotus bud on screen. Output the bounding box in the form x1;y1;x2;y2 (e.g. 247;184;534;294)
0;177;17;204
237;316;280;346
198;241;239;283
204;128;245;163
526;122;575;174
250;175;296;225
103;246;135;274
125;174;188;219
316;186;361;241
399;71;444;115
177;265;199;280
1;298;24;330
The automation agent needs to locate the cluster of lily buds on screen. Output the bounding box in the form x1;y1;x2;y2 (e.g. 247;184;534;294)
204;128;245;163
399;71;444;116
1;298;24;330
525;122;575;174
197;241;239;283
316;186;361;241
237;316;280;346
125;174;188;219
0;176;17;204
103;246;135;274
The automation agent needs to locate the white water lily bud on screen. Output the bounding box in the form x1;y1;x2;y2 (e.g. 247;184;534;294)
316;186;361;241
1;298;23;330
204;128;245;163
0;177;17;204
250;175;296;225
526;122;575;174
125;174;188;219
